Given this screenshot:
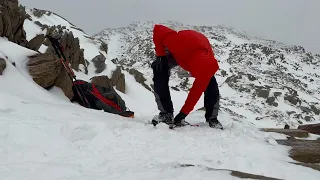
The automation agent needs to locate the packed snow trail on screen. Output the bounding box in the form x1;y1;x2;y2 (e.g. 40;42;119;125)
0;101;319;180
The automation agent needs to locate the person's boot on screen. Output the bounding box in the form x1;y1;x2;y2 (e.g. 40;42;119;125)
206;118;223;129
152;112;173;126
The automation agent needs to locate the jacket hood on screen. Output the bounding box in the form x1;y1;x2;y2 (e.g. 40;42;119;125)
153;24;177;43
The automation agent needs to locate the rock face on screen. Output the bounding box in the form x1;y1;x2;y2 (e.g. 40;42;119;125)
111;66;125;93
99;42;108;54
91;53;106;73
0;0;28;46
0;58;6;75
91;75;113;90
277;139;320;163
27;34;45;51
27;53;73;99
298;123;320;135
128;68;151;91
45;32;86;72
261;128;309;138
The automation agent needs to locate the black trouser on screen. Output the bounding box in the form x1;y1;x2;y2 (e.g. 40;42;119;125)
152;57;220;120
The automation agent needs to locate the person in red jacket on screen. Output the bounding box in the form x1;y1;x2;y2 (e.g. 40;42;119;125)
151;24;223;129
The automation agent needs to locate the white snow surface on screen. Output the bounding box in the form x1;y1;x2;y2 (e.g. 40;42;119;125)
1;36;320;180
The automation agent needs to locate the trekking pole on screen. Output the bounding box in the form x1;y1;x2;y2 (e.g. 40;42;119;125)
46;35;91;108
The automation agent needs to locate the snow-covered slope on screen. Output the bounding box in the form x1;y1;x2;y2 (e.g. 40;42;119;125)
0;4;320;179
94;21;320;128
1;37;320;180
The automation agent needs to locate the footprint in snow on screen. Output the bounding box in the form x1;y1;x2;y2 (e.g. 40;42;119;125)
68;125;99;144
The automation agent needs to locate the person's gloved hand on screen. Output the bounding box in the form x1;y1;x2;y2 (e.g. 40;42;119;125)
152;56;167;71
173;112;187;124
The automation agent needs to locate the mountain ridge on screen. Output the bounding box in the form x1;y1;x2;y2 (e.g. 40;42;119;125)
93;21;320;127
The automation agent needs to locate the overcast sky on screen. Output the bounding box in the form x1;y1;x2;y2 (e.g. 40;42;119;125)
20;0;320;54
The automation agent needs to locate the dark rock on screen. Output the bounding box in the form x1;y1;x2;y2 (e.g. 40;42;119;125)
27;53;61;88
284;124;290;129
177;164;282;180
247;73;257;81
286;111;296;116
27;53;74;99
300;106;312;114
177;67;190;78
34;21;48;30
294;113;303;120
261;128;309;138
285;86;298;96
90;75;113;90
91;54;106;73
276;139;320;163
298;123;320;135
171;86;179;91
0;0;28;46
111;66;125;93
220;69;228;77
99;42;108;54
180;78;189;90
27;34;45;51
304;116;314;122
0;58;6;75
273;92;282;97
225;74;242;84
293;162;320;172
31;8;52;18
284;94;301;106
257;89;270;99
230;170;282;180
266;97;276;106
128;68;151;91
54;69;73;99
310;105;320;115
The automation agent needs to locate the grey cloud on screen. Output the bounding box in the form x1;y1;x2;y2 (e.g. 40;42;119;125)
20;0;320;54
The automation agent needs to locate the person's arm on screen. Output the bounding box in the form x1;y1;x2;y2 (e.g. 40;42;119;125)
180;75;211;115
175;57;219;120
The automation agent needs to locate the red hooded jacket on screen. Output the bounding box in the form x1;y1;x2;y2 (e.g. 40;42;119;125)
153;24;219;115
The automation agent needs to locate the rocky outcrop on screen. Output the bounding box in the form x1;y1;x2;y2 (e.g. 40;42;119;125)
26;34;45;51
27;53;73;99
91;75;113;90
0;0;28;46
54;69;73;99
91;53;106;73
111;66;125;93
277;139;320;163
45;32;86;72
128;68;151;91
31;8;52;18
99;42;108;54
298;123;320;135
0;58;6;75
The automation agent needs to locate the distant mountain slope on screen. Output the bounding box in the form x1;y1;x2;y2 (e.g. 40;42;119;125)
94;21;320;127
